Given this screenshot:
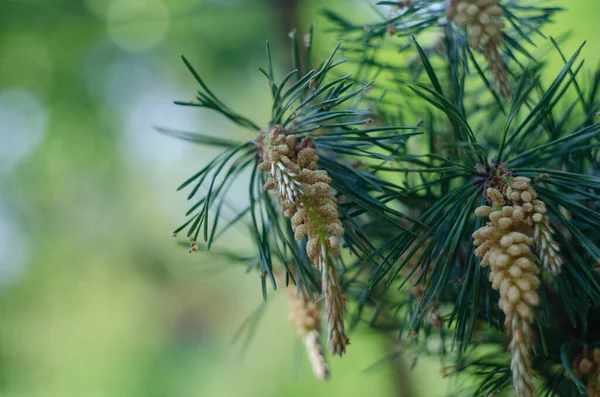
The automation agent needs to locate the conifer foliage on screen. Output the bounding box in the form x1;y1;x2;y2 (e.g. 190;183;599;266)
161;1;600;395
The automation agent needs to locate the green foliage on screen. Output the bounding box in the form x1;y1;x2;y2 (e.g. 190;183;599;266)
166;34;422;301
164;1;600;396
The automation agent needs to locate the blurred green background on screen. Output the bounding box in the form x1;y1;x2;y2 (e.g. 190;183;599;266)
0;1;598;396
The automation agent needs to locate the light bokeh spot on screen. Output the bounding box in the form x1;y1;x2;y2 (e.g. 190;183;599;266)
0;208;30;290
0;89;48;175
107;0;170;52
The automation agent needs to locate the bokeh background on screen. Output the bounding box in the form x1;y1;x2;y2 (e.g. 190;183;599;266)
0;1;598;396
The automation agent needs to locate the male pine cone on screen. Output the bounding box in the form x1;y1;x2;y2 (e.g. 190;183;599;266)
259;126;350;356
447;0;504;49
285;280;329;381
473;186;541;397
571;348;600;396
447;0;511;97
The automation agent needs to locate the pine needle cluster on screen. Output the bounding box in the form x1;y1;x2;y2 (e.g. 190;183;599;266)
159;0;600;394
